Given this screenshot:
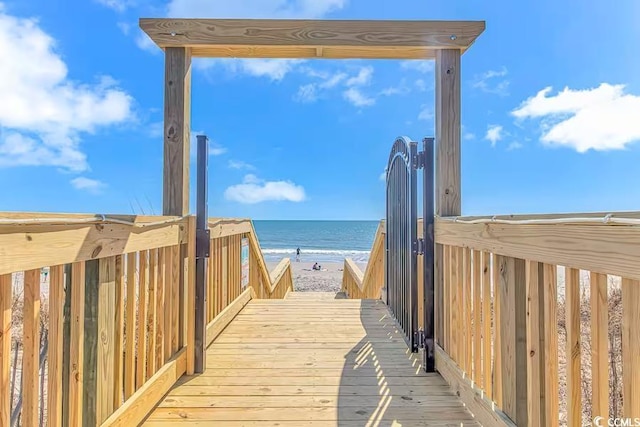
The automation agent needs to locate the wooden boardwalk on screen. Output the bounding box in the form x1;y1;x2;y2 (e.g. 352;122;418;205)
143;293;479;426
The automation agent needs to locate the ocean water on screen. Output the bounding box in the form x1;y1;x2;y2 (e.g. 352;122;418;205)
253;220;380;263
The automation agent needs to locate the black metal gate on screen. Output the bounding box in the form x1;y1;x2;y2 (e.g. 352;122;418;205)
385;136;435;371
385;137;418;351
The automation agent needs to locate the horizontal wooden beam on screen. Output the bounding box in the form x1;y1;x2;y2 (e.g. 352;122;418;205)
139;19;485;59
0;219;189;275
208;218;252;239
435;217;640;281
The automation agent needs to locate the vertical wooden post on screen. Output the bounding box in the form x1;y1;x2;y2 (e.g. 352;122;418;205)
435;48;461;358
163;47;192;217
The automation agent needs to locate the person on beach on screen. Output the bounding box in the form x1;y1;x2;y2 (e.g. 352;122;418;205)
313;262;321;271
296;247;300;262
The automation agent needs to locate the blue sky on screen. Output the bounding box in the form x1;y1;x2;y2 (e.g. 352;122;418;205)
1;0;640;219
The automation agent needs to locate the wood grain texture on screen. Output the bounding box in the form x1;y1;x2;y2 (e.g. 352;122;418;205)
124;253;137;399
163;47;191;216
482;251;492;399
435;347;517;427
144;299;477;425
590;272;609;420
0;274;10;427
543;264;559;427
436;218;640;281
565;268;582;426
102;349;186;427
473;250;481;384
114;255;125;409
186;217;196;375
137;251;149;389
22;269;40;427
0;219;187;276
435;49;461;217
48;265;65;427
98;257;117;423
622;278;640;418
526;261;544;427
139;19;485;59
69;262;85;427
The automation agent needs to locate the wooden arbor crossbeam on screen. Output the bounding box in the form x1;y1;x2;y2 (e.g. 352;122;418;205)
140;19;485;59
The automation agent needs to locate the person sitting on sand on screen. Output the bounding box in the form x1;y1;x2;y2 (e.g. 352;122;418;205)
312;262;321;271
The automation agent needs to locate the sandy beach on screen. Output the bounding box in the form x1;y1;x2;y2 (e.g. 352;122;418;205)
267;260;368;293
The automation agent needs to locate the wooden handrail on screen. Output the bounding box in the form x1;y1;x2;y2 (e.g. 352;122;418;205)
0;213;195;427
434;213;640;426
341;220;385;299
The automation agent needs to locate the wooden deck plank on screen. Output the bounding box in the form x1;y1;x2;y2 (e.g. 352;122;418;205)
143;298;476;426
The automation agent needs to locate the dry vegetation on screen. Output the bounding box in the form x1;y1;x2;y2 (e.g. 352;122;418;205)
556;276;623;426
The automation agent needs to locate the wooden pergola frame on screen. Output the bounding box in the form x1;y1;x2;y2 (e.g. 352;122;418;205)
139;18;485;219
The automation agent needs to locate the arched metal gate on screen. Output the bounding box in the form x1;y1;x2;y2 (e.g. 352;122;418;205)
385;136;435;371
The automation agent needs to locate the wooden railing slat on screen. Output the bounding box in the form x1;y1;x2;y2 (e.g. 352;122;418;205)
124;253;137;398
590;272;609;420
69;261;85;427
171;245;180;354
565;267;582;427
464;247;472;374
163;246;173;363
155;248;165;370
114;255;125;408
543;264;559;427
526;260;543;427
136;251;149;389
0;274;12;427
622;278;640;418
481;251;492;399
48;265;65;427
146;249;157;378
23;268;41;427
493;254;503;407
450;246;458;363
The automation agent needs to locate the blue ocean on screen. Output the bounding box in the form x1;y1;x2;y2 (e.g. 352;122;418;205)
253;220;379;263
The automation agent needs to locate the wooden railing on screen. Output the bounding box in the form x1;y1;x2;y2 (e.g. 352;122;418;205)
0;212;194;427
203;218;293;347
341;220;385;299
434;213;640;426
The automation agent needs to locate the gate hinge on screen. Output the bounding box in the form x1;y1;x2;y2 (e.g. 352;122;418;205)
414;237;425;255
415;329;425;349
413;151;425;170
196;229;211;258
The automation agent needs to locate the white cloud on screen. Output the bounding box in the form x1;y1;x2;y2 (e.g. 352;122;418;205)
345;66;373;86
507;142;523;151
418;106;433;121
0;7;134;172
401;61;434;74
379;169;386;182
485;125;503;147
464;131;475;140
95;0;129;12
512;83;640;152
228;160;255;170
472;67;509;96
343;88;375;107
415;79;427;92
210;143;226;156
135;30;158;53
70;177;106;194
379;79;410;97
224;174;306;204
